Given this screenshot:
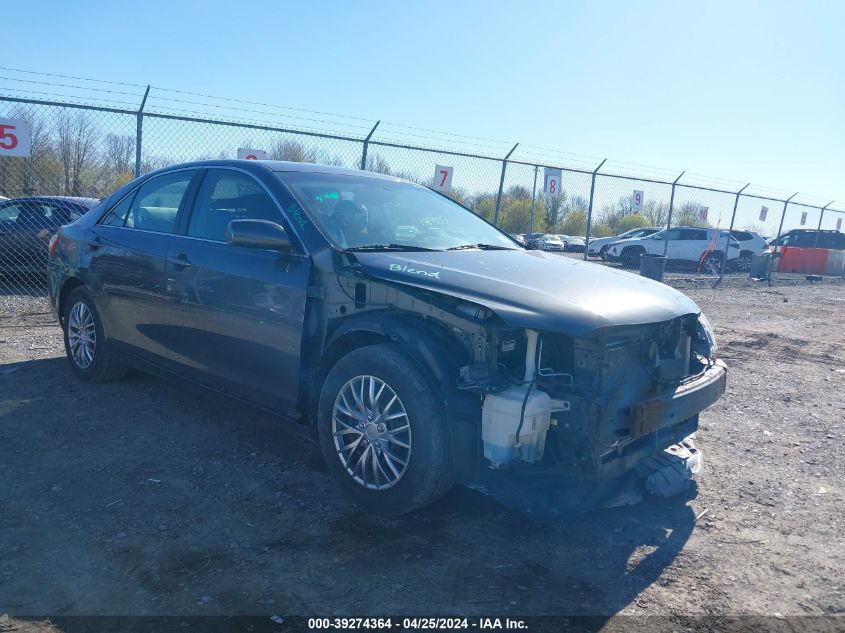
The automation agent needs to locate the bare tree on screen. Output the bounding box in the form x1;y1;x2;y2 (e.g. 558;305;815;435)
56;111;99;196
269;139;318;163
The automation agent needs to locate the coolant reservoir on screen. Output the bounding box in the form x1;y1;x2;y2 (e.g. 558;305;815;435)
482;386;552;467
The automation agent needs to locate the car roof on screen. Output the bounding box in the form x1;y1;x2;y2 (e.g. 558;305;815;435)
0;195;100;208
147;159;407;184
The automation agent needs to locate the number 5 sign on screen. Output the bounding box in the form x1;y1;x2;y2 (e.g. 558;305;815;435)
433;165;453;192
0;117;32;157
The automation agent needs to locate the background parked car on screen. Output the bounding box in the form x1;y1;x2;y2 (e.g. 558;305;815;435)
0;196;99;279
524;232;545;249
768;229;845;250
557;235;586;252
538;234;566;251
587;227;661;259
729;230;768;271
604;226;741;272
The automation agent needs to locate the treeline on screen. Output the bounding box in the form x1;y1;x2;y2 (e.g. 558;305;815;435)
0;107;715;238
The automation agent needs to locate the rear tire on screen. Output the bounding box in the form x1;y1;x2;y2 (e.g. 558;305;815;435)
737;251;753;272
702;252;725;275
621;246;644;268
62;287;128;383
317;344;454;515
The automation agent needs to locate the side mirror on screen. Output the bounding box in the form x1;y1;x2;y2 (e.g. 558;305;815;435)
227;219;292;250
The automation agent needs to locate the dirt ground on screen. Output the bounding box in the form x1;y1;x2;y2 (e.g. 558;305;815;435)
1;279;843;628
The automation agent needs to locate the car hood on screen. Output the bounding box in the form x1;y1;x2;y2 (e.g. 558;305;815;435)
352;249;700;335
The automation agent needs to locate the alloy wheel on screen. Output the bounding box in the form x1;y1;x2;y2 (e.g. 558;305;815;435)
332;375;412;490
67;301;96;369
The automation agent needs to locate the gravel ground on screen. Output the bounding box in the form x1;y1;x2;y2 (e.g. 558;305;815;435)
0;279;843;629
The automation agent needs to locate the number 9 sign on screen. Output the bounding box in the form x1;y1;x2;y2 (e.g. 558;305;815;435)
632;190;644;210
0;117;31;157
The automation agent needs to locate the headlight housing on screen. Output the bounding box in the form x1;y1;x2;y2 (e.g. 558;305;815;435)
695;312;718;358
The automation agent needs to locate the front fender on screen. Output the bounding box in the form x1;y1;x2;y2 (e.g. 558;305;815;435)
324;312;470;397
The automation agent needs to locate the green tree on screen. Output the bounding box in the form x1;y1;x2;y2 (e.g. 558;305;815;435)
617;213;651;232
560;209;587;236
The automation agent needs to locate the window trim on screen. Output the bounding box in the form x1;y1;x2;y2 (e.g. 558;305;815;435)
177;166;308;255
96;167;200;234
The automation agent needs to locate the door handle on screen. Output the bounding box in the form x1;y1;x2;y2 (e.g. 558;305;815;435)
167;253;192;268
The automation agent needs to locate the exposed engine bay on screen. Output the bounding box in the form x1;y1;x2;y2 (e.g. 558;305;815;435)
320;261;727;491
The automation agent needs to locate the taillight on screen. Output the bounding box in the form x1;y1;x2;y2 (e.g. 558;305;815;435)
48;231;61;257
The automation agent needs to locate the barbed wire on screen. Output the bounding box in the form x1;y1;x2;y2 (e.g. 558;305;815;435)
0;65;839;209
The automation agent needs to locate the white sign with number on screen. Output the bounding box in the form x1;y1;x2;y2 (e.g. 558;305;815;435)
433;165;453;192
698;206;709;221
837;218;843;231
237;148;267;160
544;168;562;195
632;190;644;210
759;206;768;222
800;212;808;226
0;117;32;158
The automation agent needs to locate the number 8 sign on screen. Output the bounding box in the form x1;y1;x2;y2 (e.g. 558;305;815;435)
0;117;32;158
433;165;453;192
545;175;560;195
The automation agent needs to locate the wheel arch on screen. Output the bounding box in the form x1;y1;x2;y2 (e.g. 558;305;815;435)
304;312;468;424
57;277;86;328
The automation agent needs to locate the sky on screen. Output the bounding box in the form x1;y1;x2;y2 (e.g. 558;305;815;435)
2;0;843;209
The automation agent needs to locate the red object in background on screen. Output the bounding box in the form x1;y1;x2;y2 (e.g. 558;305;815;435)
777;246;829;274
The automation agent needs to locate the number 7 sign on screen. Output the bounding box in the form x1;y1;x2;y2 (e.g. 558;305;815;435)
0;117;32;157
433;165;453;192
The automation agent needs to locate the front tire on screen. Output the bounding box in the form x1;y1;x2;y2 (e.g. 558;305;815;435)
317;344;454;515
63;287;128;383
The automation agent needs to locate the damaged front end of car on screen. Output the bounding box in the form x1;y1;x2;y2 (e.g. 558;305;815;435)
315;250;727;512
455;313;725;510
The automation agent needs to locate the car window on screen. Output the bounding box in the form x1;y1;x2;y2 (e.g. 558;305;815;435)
0;202;25;223
188;170;283;242
663;229;682;241
126;171;194;233
278;172;515;251
681;229;708;240
0;201;64;228
100;193;136;227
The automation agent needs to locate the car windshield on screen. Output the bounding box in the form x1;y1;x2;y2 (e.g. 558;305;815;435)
277;172;518;251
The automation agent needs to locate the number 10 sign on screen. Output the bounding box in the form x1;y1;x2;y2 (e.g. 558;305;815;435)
433;165;453;192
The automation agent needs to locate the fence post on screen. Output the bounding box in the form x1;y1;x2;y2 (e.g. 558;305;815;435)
583;158;607;260
776;192;799;239
359;121;380;171
813;201;835;248
662;171;685;256
715;183;750;286
528;165;539;235
493;143;519;226
134;85;150;178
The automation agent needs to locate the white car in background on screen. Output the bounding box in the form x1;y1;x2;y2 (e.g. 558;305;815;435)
587;227;661;259
729;230;768;271
538;234;566;251
604;226;741;272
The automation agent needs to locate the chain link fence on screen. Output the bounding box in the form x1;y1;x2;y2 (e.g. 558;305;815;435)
1;92;843;297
